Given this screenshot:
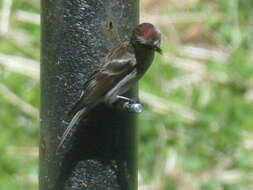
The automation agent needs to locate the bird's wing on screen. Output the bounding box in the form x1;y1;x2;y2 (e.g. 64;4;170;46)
57;44;136;152
68;69;99;116
68;43;136;115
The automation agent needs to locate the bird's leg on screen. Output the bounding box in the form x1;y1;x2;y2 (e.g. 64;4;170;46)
112;95;144;113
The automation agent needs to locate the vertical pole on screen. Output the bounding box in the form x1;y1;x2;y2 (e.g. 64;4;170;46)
40;0;139;190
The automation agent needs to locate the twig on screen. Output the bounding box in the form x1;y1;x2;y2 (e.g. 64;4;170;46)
231;0;242;50
16;174;38;185
0;83;39;119
23;0;40;9
162;55;206;73
165;149;177;174
140;90;197;123
7;146;38;158
0;0;13;34
141;12;222;25
14;10;40;25
0;53;39;79
178;45;229;62
163;73;204;92
6;29;35;45
162;53;229;87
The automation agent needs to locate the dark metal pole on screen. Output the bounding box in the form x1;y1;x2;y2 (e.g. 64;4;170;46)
40;0;139;190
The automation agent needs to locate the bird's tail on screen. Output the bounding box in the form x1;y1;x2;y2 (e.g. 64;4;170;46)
56;107;87;154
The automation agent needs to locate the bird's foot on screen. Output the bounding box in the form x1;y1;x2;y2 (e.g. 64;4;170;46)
113;96;144;113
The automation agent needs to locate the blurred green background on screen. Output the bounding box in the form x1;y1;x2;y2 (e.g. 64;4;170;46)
0;0;253;189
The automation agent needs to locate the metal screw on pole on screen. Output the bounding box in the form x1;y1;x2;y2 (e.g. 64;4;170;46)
40;0;139;190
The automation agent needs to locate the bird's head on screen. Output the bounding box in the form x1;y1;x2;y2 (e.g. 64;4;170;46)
131;23;162;54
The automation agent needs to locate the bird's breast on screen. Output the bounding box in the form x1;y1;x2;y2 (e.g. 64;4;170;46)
136;50;155;76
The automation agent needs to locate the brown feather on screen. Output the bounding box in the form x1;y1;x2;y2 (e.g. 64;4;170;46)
68;42;136;115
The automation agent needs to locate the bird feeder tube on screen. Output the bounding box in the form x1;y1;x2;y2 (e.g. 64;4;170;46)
40;0;139;190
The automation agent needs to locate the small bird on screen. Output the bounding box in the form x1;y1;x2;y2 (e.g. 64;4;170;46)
57;23;162;152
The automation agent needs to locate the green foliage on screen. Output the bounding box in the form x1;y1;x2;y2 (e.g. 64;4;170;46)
0;0;39;189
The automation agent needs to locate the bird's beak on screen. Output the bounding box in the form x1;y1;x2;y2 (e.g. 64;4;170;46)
154;46;162;54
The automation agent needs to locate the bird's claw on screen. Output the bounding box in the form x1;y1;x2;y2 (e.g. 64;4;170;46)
122;101;144;113
112;96;144;113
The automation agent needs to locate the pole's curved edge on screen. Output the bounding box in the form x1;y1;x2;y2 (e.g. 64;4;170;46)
40;0;139;190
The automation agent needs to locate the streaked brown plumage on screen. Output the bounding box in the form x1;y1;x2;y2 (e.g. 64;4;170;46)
69;42;135;115
57;23;162;152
